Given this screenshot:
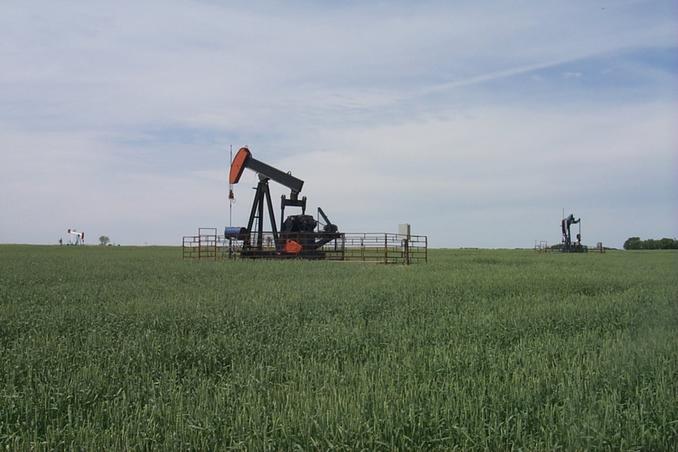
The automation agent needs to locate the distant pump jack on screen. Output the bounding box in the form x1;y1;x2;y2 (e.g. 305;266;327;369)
560;214;586;252
67;229;85;245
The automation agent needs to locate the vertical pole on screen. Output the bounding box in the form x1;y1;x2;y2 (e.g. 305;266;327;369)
384;234;388;264
406;239;410;265
229;145;233;228
257;186;265;250
280;196;285;233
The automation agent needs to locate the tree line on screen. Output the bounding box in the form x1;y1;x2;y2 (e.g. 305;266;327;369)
623;237;678;250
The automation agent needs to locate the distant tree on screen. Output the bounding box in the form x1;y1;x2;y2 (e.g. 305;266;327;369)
623;237;641;250
98;235;110;246
659;237;678;249
624;236;678;250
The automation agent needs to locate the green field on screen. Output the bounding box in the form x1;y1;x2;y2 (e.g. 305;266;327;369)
1;246;676;450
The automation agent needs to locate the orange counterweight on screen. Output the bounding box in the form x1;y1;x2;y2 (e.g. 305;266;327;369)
283;240;303;254
229;147;251;185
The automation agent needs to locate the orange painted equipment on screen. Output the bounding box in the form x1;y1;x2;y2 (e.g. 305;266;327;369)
284;240;303;254
229;147;251;184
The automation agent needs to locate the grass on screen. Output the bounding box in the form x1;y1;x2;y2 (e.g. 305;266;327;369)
0;245;676;450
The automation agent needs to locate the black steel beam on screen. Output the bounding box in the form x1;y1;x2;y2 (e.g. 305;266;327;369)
317;207;332;226
246;157;304;195
264;183;280;250
245;183;264;246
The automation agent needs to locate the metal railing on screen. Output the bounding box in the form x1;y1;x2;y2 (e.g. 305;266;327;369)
332;233;427;264
182;231;427;264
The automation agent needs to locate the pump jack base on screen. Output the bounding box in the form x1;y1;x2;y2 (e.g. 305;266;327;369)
561;245;588;253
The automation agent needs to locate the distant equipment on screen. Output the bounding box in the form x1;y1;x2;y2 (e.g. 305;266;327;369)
560;213;587;252
534;240;549;252
67;229;85;245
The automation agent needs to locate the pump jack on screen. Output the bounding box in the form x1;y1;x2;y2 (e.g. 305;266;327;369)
561;213;586;252
227;147;340;258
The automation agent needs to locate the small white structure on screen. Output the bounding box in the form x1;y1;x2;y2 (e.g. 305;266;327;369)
67;229;85;245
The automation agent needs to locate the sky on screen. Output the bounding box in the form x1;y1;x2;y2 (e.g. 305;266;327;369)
1;0;676;248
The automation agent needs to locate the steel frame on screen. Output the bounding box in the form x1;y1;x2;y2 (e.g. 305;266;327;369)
182;231;428;264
